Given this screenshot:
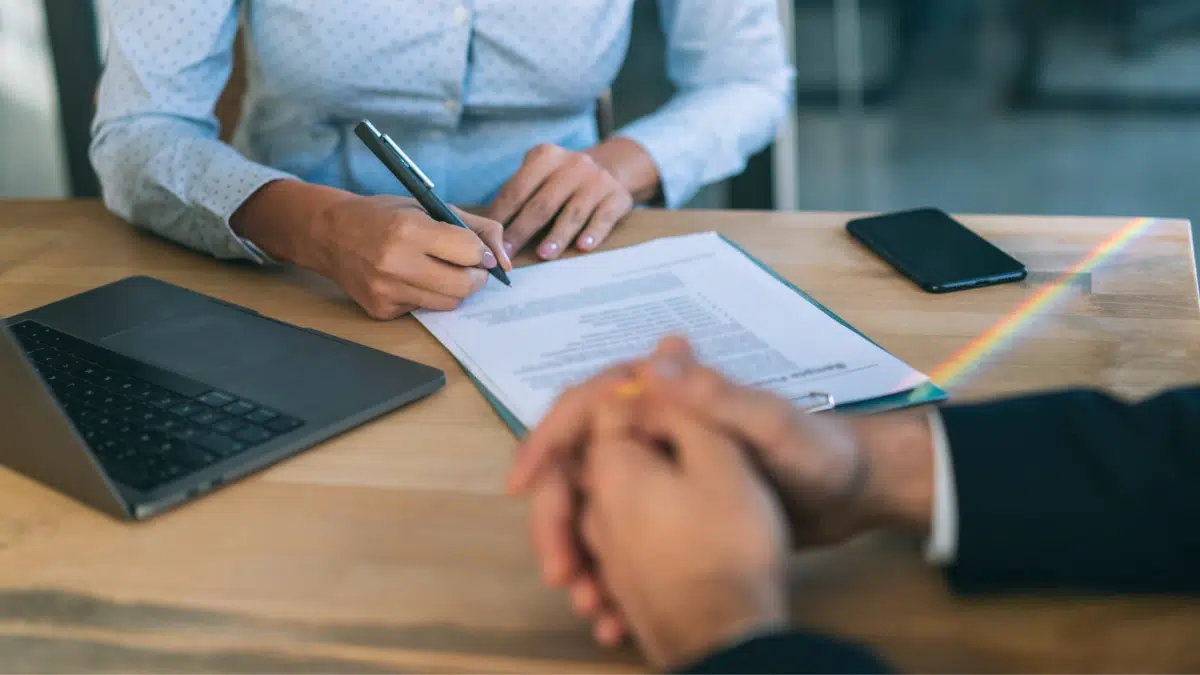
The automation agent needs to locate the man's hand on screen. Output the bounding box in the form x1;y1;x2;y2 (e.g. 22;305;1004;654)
488;138;656;260
306;195;511;319
578;394;789;669
629;338;936;547
510;336;937;644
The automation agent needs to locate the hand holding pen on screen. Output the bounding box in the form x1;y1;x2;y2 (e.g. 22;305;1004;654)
356;120;512;288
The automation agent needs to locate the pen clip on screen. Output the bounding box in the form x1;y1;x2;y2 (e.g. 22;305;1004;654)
794;391;835;413
380;133;434;189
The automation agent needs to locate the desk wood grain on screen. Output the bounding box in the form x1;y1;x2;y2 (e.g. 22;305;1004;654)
0;201;1198;673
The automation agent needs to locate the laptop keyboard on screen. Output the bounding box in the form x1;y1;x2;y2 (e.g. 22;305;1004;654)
8;320;305;492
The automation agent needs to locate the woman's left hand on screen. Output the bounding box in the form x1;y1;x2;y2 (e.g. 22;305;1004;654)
488;139;650;260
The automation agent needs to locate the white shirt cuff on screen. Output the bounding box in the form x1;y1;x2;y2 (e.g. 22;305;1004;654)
923;408;958;565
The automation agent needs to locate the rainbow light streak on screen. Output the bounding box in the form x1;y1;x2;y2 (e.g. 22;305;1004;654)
928;217;1160;389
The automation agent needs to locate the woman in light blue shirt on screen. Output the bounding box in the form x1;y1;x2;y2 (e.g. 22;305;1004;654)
91;0;793;318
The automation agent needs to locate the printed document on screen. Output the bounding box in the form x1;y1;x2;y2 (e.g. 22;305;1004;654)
415;232;930;429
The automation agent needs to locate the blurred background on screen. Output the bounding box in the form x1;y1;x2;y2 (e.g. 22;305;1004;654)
4;0;1200;224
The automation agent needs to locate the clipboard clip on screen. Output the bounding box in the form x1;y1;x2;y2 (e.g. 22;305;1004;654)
793;391;835;413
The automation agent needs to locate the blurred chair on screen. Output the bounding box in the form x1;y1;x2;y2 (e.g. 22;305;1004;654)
43;0;101;198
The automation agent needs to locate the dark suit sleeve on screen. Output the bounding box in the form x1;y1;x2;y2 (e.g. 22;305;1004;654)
938;386;1200;594
678;630;894;674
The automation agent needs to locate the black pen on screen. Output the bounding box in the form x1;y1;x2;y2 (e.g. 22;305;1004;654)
354;119;510;287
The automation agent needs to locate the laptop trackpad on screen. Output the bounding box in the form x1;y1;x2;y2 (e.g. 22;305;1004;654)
102;312;323;398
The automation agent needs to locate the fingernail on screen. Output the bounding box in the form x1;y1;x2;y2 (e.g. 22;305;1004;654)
580;235;596;250
482;250;498;268
539;241;560;259
503;241;514;255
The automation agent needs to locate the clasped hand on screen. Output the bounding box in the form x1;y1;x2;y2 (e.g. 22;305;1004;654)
506;337;920;668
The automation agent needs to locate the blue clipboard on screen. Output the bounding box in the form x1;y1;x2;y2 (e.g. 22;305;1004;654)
453;234;948;437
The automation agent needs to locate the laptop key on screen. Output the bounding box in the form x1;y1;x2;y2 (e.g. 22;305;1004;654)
132;407;162;425
97;394;121;408
211;418;246;435
96;438;125;456
195;433;246;457
169;402;206;417
264;416;302;433
190;410;228;426
222;400;256;417
233;425;273;445
132;386;161;401
169;444;216;469
154;463;187;482
113;422;138;437
170;426;205;442
152;417;184;433
74;407;102;423
114;403;139;418
243;408;277;424
96;372;122;389
197;391;236;408
106;462;158;491
59;356;90;375
148;392;185;409
77;365;109;384
9;321;38;338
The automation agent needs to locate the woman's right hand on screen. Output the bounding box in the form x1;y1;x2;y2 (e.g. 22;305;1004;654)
234;180;511;319
306;195;511;319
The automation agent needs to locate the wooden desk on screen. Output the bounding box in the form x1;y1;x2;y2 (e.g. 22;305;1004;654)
1;201;1199;673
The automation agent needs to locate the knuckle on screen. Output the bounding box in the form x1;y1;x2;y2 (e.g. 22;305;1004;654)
604;196;633;221
497;182;525;207
376;247;407;273
451;230;485;263
527;143;556;162
562;204;586;227
365;277;392;302
391;212;419;238
480;218;504;238
526;198;556;225
570;152;596;171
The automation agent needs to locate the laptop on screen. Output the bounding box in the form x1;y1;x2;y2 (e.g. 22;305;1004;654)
0;276;444;520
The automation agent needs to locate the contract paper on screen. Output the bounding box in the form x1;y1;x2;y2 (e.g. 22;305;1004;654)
415;232;931;429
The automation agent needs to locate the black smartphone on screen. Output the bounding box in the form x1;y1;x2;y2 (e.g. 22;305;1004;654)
846;208;1027;293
